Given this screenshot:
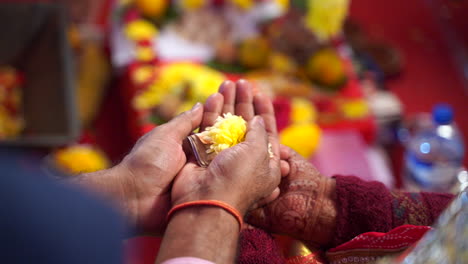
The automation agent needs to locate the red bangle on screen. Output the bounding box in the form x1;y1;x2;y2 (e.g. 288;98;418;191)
167;200;244;229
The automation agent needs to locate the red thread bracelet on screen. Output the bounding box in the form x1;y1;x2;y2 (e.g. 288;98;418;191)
167;200;244;229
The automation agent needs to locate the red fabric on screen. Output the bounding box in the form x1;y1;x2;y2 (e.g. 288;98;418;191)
332;175;454;247
332;175;394;247
328;225;430;253
238;229;285;264
421;191;456;223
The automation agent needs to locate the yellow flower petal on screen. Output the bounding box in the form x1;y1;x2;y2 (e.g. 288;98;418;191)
199;113;247;154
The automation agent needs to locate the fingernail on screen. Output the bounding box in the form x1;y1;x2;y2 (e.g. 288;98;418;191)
191;102;202;112
220;80;233;91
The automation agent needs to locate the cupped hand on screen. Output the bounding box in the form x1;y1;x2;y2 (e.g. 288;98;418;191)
201;80;287;206
172;80;280;213
246;145;338;247
115;103;204;235
171;116;280;215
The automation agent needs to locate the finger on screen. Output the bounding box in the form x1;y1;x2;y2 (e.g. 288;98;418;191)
219;80;236;114
253;93;278;136
261;187;280;206
280;144;293;160
280;160;290;177
254;93;280;159
250;187;280;209
156;103;204;143
201;93;224;131
244;116;268;148
245;207;270;231
234;79;255;121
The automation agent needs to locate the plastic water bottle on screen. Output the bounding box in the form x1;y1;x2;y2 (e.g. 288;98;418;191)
404;104;465;192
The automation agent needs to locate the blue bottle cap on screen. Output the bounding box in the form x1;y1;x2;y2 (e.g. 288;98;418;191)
432;103;453;125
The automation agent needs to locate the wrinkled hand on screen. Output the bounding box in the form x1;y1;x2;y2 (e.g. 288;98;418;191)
115;104;204;234
171;116;280;215
201;80;286;206
171;80;282;215
246;145;338;247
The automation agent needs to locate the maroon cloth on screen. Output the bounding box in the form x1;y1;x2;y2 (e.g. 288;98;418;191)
238;228;285;264
332;175;454;247
238;176;454;263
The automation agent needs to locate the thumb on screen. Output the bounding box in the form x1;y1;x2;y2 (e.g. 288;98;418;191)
156;103;204;142
246;207;271;231
244;116;268;148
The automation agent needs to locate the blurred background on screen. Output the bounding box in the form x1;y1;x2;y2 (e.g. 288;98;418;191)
0;0;467;262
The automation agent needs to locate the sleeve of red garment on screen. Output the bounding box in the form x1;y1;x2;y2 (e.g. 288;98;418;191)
238;228;285;264
331;175;454;247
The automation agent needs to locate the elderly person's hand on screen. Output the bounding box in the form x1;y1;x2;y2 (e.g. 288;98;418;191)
172;79;282;214
171;115;280;214
76;104;204;235
156;81;281;263
247;145;338;248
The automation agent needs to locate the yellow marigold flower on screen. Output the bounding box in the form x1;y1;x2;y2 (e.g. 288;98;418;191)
198;113;247;154
132;65;155;84
54;145;110;174
230;0;253;10
239;37;270;68
280;123;321;158
180;0;205;10
340;99;369;119
269;52;297;74
133;63;224;112
135;46;156;61
305;0;350;41
134;0;168;18
291;98;317;124
306;48;346;87
124;19;158;41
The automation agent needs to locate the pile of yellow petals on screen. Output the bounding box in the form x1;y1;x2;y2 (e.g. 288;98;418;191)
54;145;110;174
198;113;247;154
133;62;224;114
305;0;350;41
